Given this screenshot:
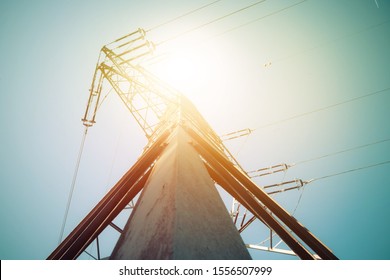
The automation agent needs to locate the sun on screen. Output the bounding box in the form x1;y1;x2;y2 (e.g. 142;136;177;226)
145;42;227;104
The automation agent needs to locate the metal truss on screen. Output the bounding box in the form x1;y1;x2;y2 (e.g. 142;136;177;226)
49;28;338;260
82;28;180;138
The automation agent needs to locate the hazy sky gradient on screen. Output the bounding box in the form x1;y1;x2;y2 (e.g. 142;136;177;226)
0;0;389;259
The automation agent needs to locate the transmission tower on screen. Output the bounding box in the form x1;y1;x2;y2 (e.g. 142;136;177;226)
48;28;338;260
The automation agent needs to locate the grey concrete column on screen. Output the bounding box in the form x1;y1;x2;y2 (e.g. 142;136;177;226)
110;126;251;259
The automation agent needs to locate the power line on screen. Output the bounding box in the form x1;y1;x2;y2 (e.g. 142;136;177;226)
292;186;305;215
105;2;225;47
248;137;390;178
147;0;224;32
58;127;89;244
269;18;390;66
312;160;390;182
253;86;390;130
143;0;307;67
104;114;128;193
295;138;390;165
234;133;251;157
150;2;389;67
97;87;113;111
158;0;267;45
209;0;307;41
276;159;390;214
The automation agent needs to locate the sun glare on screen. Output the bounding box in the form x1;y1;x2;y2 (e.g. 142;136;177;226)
147;42;227;105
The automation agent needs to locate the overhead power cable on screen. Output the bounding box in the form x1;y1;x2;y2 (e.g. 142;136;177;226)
311;160;390;182
269;18;390;66
148;3;388;71
146;0;224;32
294;138;390;165
143;0;307;67
284;160;390;208
210;0;307;41
289;159;390;214
58;127;89;244
249;137;390;178
158;0;267;45
253;86;390;130
292;186;306;215
106;1;225;47
83;250;97;260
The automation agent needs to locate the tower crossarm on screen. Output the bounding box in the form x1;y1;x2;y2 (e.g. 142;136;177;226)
82;28;180;138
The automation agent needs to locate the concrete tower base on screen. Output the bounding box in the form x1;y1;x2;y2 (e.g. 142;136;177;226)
110;127;251;259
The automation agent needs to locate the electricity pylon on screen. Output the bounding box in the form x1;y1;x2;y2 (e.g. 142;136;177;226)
48;29;338;260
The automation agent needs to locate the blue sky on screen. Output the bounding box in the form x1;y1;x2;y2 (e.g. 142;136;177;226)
0;0;389;260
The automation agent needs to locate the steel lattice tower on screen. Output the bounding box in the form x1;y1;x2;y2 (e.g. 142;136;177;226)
48;29;338;260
